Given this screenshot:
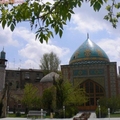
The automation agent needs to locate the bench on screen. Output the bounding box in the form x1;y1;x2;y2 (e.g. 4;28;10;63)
27;110;46;119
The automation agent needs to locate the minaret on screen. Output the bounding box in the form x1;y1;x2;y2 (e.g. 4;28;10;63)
0;48;7;91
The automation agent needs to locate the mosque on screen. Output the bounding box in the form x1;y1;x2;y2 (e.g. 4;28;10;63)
61;36;119;111
0;35;120;112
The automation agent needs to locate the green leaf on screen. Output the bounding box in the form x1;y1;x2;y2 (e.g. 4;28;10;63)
68;13;71;21
55;25;59;34
94;2;101;11
118;3;120;9
46;19;49;26
98;0;103;5
31;16;35;24
10;23;15;31
114;4;119;9
46;2;51;5
90;0;95;6
106;5;111;11
69;9;74;14
104;15;109;21
78;1;82;7
2;20;6;29
40;36;43;43
59;29;63;38
112;18;118;23
116;12;120;18
7;21;11;27
112;23;116;28
104;0;108;3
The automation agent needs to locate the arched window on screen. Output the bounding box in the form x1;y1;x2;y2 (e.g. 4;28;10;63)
80;79;104;107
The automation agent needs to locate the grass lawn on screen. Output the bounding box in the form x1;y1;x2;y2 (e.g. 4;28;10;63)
8;113;50;118
8;113;27;118
107;113;120;118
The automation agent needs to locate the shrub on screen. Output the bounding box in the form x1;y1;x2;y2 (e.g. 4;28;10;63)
96;106;108;118
15;112;21;117
0;102;3;117
54;110;63;118
65;106;77;118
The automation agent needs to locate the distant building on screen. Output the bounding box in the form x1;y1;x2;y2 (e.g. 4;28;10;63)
39;72;59;96
61;37;119;111
5;68;44;111
6;69;44;89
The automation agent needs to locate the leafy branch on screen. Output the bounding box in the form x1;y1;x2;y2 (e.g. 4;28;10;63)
0;0;119;43
104;0;120;28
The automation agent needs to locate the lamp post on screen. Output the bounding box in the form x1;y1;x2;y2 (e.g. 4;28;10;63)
41;109;43;119
63;106;65;118
108;108;110;120
98;105;101;118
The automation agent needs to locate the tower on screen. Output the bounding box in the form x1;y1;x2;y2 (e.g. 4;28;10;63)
0;48;7;91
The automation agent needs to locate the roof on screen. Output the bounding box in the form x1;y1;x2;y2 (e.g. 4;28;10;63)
69;38;110;65
40;72;59;82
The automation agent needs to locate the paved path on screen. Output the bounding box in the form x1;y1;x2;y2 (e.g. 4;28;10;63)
0;112;120;120
1;117;120;120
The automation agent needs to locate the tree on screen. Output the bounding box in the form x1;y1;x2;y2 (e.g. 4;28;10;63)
41;87;56;114
99;96;120;113
0;0;119;43
40;52;61;74
40;76;87;117
0;82;12;118
53;76;87;117
53;77;87;108
22;83;41;111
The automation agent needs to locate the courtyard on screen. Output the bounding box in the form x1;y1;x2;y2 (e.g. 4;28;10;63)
1;118;120;120
1;112;120;120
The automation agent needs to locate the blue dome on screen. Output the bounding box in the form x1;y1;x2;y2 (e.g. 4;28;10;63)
69;38;110;65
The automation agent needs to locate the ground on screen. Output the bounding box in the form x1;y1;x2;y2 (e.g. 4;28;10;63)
1;118;120;120
1;112;120;120
1;116;120;120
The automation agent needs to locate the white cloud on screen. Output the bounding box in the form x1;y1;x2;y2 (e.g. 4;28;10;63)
70;13;105;33
66;2;120;37
0;26;20;47
0;25;70;69
97;38;120;69
8;27;70;69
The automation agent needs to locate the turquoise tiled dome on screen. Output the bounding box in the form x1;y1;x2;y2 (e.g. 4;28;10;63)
69;38;110;65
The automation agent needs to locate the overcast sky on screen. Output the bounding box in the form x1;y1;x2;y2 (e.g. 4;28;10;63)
0;0;120;73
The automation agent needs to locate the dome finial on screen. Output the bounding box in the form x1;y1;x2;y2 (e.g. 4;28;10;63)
87;33;89;39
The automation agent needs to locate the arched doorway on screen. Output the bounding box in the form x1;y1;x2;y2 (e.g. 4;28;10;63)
79;79;105;111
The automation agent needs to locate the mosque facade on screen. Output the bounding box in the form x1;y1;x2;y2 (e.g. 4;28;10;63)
61;37;119;111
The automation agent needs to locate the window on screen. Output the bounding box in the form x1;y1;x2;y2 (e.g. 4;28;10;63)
16;72;20;77
16;81;19;89
80;80;104;107
25;72;29;79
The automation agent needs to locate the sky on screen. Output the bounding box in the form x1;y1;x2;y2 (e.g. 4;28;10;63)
0;0;120;73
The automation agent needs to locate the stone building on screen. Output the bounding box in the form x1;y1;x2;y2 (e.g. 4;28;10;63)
6;69;44;89
61;37;119;111
5;69;44;111
39;72;59;96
